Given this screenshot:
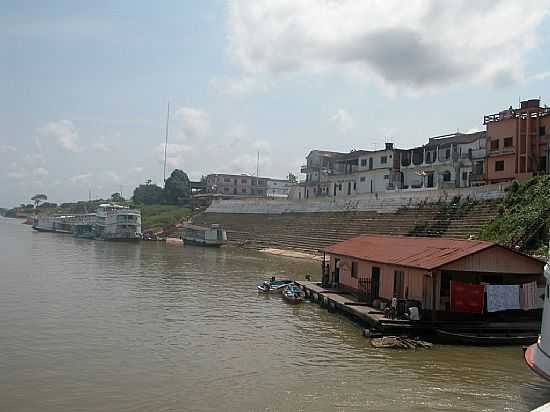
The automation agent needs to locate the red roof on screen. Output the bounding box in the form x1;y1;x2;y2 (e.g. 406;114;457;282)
322;235;499;270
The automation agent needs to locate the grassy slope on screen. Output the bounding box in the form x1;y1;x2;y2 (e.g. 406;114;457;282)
139;205;192;229
479;175;550;253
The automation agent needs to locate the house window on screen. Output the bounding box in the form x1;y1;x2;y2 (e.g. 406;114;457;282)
351;262;358;278
384;175;389;180
393;271;405;298
353;181;357;190
540;126;546;136
462;171;467;181
224;177;231;183
242;188;247;193
426;152;431;162
223;187;229;192
338;183;342;191
241;178;248;183
361;159;367;167
495;160;505;172
442;171;451;182
490;139;499;150
360;177;366;182
381;156;387;164
445;149;451;159
503;137;513;148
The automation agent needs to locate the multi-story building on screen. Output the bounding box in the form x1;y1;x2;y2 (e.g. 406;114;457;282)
297;143;402;199
484;99;550;183
206;173;289;198
400;131;486;189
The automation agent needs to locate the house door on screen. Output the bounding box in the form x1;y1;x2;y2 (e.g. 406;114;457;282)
333;258;340;285
427;173;434;188
333;183;337;196
422;275;433;310
371;267;380;298
347;182;351;195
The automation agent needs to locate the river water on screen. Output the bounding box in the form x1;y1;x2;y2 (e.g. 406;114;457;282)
1;217;549;411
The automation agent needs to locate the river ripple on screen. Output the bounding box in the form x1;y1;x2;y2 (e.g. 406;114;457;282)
1;217;549;411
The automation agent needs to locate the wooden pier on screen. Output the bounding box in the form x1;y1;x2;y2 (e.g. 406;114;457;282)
295;281;429;336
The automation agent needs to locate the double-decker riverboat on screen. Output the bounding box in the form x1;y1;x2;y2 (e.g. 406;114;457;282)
94;204;142;240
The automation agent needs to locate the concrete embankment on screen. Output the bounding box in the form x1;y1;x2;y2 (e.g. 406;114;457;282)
193;197;501;253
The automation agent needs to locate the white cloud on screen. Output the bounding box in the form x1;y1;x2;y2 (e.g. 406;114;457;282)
532;71;550;81
7;171;24;179
70;173;92;183
175;107;210;140
156;143;193;168
33;167;49;177
38;120;81;152
227;1;550;93
331;109;354;133
209;75;271;96
93;135;110;152
0;145;16;153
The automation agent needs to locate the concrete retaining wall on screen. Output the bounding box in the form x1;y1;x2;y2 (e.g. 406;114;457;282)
205;183;511;215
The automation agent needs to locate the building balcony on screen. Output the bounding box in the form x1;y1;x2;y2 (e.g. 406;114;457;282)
488;146;515;156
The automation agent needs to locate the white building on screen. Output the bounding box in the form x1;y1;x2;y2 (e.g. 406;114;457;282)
266;179;291;198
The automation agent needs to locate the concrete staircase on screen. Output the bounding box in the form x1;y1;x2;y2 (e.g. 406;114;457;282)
192;200;500;253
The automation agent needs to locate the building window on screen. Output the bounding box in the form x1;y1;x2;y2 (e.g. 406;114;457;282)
381;156;387;164
384;175;389;180
445;149;451;159
360;177;366;182
495;160;505;171
338;184;342;191
540;126;546;136
442;171;451;182
393;271;405;298
490;139;499;150
242;188;247;193
361;159;367;167
224;177;231;183
351;261;358;278
462;172;467;181
223;187;229;192
503;137;513;148
353;181;357;191
426;152;431;162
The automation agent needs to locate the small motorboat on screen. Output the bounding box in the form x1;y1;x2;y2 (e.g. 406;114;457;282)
257;278;293;294
282;284;305;304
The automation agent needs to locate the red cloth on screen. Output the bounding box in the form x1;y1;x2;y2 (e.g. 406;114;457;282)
450;281;484;313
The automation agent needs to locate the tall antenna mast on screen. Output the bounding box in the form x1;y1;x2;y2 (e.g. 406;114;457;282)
256;151;259;177
163;102;170;184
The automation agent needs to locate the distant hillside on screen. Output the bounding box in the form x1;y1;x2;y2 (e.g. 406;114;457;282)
479;175;550;254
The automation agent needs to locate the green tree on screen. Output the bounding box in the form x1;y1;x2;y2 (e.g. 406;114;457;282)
287;173;297;183
133;183;164;205
164;169;191;205
31;194;47;208
110;192;125;203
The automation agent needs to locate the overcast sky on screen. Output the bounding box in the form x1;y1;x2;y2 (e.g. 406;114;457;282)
1;0;550;207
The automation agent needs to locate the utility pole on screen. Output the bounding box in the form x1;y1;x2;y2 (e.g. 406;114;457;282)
163;102;170;184
256;151;260;177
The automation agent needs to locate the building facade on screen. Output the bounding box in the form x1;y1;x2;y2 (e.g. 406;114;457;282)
484;99;550;183
206;173;289;198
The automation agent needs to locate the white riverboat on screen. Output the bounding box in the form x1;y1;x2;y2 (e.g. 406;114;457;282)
525;250;550;380
181;224;227;246
94;204;142;240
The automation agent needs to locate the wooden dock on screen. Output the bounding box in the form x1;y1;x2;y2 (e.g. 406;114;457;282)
296;281;541;340
295;281;426;335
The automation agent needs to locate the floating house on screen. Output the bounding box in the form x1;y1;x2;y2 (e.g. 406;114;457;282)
181;224;227;246
95;204;142;240
321;235;544;324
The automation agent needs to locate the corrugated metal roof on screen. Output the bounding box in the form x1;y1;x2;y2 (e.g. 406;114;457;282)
322;235;499;270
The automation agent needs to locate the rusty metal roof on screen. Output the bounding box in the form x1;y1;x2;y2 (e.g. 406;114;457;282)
322;235;501;270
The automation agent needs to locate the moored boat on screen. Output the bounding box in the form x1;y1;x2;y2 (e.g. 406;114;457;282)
525;257;550;380
282;284;304;304
257;278;293;293
181;224;227;246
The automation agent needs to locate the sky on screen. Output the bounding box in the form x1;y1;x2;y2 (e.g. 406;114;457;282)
1;0;550;207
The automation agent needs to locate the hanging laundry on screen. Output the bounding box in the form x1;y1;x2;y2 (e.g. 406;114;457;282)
520;281;538;311
486;284;520;312
450;281;484;313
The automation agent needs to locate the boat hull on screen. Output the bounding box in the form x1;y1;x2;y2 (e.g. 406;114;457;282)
435;329;538;345
525;342;550;380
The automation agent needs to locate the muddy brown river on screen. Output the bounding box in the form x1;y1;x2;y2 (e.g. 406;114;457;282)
1;217;549;411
